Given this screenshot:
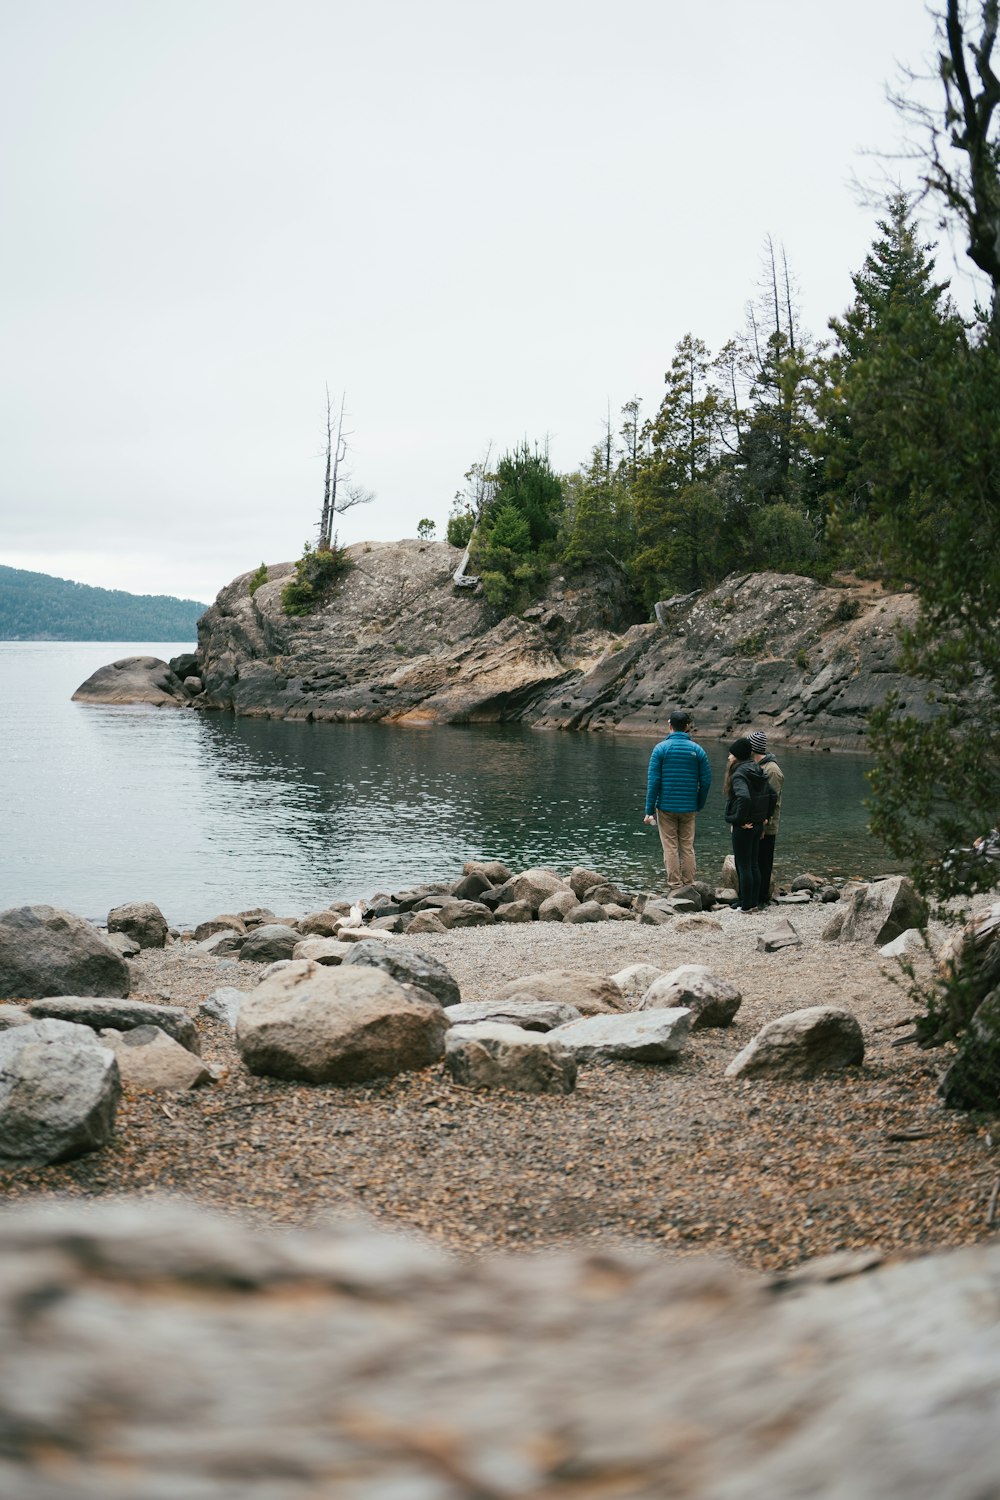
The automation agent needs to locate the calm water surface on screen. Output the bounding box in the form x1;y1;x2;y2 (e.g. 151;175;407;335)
1;642;886;926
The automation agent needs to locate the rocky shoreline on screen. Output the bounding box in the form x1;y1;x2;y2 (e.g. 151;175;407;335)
71;546;973;750
3;867;1000;1498
1;861;997;1273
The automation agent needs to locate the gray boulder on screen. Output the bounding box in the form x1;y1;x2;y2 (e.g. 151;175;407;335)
835;876;928;947
640;965;741;1028
236;962;450;1084
495;899;535;923
450;872;493;900
568;865;606;899
758;918;804;953
491;868;570;913
554;1008;692;1062
444;1022;577;1094
193;912;247;936
565;899;607;924
880;928;929;959
239;923;302;964
106;930;141;957
292;937;353;966
0;1019;119;1165
725;1006;865;1080
495;970;625;1017
435;899;496;929
405;911;447;934
446;998;583;1031
342;940;461;1007
462;858;512;884
26;996;200;1054
0;1005;31;1031
199;987;245;1027
0;905;130;999
71;655;189;706
297;910;344;938
98;1026;215;1092
197;928;246;957
640;899;677;926
538;890;580;921
610;963;664;1001
107;901;169;950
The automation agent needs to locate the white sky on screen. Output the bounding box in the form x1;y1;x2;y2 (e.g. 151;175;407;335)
0;0;974;604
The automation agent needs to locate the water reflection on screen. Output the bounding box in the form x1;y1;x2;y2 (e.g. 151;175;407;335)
1;642;886;926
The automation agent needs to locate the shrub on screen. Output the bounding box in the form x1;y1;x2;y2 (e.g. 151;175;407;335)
447;510;476;548
281;542;352;617
248;562;268;596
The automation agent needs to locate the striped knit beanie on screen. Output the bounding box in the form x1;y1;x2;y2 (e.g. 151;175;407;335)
748;730;767;752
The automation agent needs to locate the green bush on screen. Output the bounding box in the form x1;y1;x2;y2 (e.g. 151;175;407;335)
281;542;352;617
248;562;268;596
447;510;476;548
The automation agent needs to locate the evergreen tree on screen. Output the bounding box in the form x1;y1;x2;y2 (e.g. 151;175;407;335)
632;335;724;600
816;193;960;568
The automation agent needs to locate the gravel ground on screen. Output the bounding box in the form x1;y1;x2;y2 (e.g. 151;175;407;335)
3;901;999;1272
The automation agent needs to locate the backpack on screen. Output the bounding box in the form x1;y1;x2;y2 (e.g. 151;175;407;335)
743;763;775;825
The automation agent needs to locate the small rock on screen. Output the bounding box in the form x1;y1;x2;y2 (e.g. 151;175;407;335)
199;988;245;1027
757;919;803;953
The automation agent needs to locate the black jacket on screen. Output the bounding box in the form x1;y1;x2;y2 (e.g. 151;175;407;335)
724;761;777;827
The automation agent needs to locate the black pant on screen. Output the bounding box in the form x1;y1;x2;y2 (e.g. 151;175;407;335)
758;833;776;903
731;825;763;910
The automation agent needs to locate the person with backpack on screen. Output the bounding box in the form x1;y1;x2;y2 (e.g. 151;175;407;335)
748;729;784;905
723;736;777;913
643;710;712;889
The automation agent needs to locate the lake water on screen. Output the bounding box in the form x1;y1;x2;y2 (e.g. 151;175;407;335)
1;642;887;927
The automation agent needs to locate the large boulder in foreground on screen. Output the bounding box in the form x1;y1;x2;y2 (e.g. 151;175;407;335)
0;1018;120;1165
236;962;450;1083
71;656;191;707
0;905;130;999
6;1199;997;1497
725;1006;864;1080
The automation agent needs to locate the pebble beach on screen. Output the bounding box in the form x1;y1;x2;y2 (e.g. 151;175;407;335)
3;898;998;1273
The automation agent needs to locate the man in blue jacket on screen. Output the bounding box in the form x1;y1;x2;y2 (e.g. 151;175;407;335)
643;710;712;889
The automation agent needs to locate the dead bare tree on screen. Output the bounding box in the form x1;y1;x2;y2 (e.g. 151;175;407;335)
317;387;374;551
891;2;1000;322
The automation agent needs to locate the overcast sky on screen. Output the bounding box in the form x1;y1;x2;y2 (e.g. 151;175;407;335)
0;0;972;605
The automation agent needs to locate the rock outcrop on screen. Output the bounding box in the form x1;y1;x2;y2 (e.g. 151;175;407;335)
72;544;960;748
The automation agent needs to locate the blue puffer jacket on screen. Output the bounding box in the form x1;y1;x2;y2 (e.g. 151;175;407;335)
645;732;712;815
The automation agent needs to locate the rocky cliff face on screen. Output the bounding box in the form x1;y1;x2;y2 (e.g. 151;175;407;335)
194;540;631;726
187;543;940;749
527;570;937;749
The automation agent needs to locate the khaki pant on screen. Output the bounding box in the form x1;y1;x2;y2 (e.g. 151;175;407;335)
655;809;697;888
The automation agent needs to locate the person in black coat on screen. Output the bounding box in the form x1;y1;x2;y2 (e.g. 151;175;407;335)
724;736;777;913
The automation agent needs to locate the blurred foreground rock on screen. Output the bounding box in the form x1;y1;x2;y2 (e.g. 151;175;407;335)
1;1198;999;1499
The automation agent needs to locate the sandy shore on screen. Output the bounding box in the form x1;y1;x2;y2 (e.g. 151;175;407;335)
2;900;998;1272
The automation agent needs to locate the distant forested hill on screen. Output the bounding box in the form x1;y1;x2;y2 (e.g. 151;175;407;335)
0;565;207;640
